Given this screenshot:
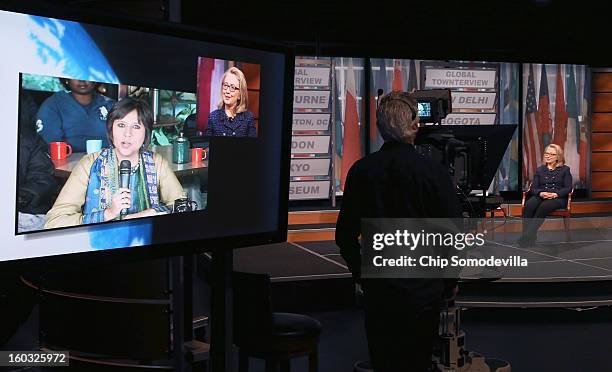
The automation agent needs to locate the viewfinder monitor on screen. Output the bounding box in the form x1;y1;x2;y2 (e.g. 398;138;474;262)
418;102;432;119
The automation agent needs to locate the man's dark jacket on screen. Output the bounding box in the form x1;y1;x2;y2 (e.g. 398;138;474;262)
18;93;57;215
335;141;462;309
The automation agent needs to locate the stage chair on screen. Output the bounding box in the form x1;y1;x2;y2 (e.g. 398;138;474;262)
521;183;574;242
233;271;322;372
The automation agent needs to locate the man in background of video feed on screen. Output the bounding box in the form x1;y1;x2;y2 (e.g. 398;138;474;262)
17;92;58;233
36;79;115;152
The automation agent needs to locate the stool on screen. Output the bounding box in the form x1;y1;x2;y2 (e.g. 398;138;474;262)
234;272;322;372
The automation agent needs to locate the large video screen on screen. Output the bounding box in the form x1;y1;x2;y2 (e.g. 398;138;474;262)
1;10;290;264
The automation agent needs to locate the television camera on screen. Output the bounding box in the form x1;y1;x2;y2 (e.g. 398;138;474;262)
412;89;453;124
374;88;451;124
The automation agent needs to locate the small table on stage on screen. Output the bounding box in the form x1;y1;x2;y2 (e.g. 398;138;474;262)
52;146;208;179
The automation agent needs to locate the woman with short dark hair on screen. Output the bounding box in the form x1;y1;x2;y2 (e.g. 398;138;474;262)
45;97;185;228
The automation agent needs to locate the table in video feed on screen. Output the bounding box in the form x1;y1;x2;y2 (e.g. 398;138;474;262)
51;145;208;178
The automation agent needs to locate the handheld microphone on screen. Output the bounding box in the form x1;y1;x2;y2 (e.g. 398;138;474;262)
119;160;131;216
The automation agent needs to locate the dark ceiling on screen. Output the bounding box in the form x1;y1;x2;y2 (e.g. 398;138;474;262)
3;0;608;66
182;0;606;66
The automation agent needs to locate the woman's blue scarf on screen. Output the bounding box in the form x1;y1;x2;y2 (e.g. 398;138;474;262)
82;148;159;224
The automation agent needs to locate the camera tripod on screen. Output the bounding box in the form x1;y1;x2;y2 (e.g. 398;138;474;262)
433;298;511;372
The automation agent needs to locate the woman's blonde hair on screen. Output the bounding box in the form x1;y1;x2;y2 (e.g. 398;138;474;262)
543;143;565;168
217;67;249;114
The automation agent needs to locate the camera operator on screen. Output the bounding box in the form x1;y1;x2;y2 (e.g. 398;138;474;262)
336;91;462;372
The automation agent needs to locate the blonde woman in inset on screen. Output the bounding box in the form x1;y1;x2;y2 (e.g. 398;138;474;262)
204;67;256;138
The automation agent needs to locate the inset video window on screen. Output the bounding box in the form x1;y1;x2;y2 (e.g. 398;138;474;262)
197;58;261;138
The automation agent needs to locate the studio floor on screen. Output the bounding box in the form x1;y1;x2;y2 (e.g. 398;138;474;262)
5;221;612;371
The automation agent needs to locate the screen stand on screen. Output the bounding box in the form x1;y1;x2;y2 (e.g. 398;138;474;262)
210;248;233;372
171;249;233;372
171;255;194;371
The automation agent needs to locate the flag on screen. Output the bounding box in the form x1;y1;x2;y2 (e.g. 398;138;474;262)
523;64;542;183
553;64;568;146
210;59;225;115
392;59;403;91
340;59;362;191
407;59;418;92
503;64;513;114
370;59;387;152
505;64;520;191
536;64;552;147
196;58;214;132
369;82;378;152
564;65;580;184
509;65;519;191
498;64;516;191
578;67;590;184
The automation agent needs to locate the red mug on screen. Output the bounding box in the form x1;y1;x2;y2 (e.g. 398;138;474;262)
191;147;207;163
50;142;73;160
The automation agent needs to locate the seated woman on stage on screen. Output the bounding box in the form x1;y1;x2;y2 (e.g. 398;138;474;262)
518;143;572;247
45;97;185;229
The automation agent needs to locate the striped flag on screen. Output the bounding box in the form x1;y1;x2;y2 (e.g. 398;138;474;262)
553;64;568;146
196;58;214;132
578;67;590;184
506;64;520;191
407;59;418;92
503;64;513;113
392;59;403;91
210;59;225;114
523;64;542;183
564;65;580;184
536;64;552;147
340;59;362;191
498;63;518;191
334;61;344;160
370;59;387;152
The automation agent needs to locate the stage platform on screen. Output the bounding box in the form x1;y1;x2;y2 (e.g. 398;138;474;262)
287;198;612;242
238;215;612;310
